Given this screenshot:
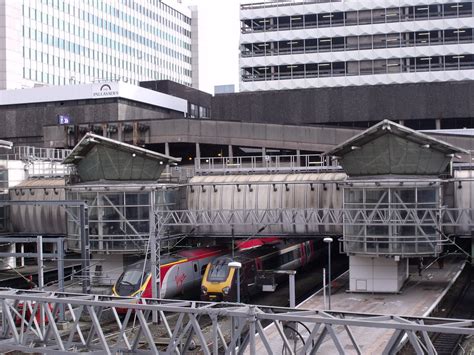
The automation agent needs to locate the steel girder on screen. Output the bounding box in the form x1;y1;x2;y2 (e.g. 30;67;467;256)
0;289;472;354
155;208;474;228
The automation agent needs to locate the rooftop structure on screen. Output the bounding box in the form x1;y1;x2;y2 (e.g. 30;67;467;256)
240;0;474;91
0;0;192;89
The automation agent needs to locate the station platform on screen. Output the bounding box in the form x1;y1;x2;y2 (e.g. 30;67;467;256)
253;256;466;354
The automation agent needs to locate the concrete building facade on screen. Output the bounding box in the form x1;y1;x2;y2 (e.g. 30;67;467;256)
0;0;192;90
240;0;474;91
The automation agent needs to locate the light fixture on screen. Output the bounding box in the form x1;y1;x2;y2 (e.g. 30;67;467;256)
318;63;330;67
453;30;466;34
287;41;298;45
291;17;302;20
351;146;361;150
384;13;399;17
132;153;136;157
452;55;465;59
421;144;430;148
319;39;332;42
420;57;432;61
384;38;399;42
418;32;429;36
416;7;428;10
322;14;333;18
287;65;298;69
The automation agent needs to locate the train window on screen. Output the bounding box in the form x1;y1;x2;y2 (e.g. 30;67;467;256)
201;265;206;275
194;264;198;273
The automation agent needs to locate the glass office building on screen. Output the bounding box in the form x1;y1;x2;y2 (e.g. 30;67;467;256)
1;0;192;89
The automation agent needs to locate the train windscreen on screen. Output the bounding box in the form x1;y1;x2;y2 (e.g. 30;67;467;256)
115;263;148;296
206;257;232;282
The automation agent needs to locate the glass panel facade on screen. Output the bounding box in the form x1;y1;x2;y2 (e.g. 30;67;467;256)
344;186;441;256
66;188;179;253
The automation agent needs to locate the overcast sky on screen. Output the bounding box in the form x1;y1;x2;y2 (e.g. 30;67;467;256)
182;0;255;93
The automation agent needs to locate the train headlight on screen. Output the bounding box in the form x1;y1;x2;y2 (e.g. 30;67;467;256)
201;285;208;295
222;286;230;295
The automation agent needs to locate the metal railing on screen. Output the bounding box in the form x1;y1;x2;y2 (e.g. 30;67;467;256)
0;288;472;354
0;146;71;162
195;154;337;175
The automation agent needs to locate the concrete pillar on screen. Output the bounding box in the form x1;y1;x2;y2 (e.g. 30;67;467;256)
262;147;266;157
436;119;441;130
165;142;170;174
296;149;301;167
228;145;233;158
195;142;201;161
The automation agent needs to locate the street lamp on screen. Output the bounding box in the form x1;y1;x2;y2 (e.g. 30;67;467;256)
323;237;333;310
228;261;242;303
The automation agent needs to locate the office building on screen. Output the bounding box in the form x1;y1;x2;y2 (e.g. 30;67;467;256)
0;0;192;90
240;0;474;91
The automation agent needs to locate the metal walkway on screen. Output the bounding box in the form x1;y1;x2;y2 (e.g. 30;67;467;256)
0;289;472;354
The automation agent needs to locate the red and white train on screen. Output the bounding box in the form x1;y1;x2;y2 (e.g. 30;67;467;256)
112;246;227;299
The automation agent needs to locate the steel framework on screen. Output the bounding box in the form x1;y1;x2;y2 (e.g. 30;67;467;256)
0;288;472;354
154;207;474;229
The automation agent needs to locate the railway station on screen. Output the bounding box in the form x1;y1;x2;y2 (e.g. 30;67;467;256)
0;118;472;354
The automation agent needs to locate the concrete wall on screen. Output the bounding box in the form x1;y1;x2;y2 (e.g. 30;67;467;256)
0;99;181;146
44;118;362;152
349;256;408;293
212;81;474;126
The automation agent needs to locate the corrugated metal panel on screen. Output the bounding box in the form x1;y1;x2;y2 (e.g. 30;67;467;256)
9;179;66;235
187;173;346;235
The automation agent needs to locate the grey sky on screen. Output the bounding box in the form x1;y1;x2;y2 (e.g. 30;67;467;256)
182;0;253;93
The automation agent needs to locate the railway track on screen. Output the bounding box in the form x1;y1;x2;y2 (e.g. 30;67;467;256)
431;265;474;355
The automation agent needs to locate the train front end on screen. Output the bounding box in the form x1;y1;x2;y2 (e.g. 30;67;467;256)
201;256;236;302
112;261;151;299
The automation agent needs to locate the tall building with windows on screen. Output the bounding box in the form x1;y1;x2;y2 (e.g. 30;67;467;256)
0;0;192;90
240;0;474;91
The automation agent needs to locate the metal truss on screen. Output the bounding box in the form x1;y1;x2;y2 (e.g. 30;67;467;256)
0;288;472;354
155;208;474;228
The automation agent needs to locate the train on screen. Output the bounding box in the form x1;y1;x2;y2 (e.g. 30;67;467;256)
112;246;227;299
200;239;321;302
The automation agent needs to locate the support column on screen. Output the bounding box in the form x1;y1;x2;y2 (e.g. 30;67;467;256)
436;119;441;130
150;191;159;323
195;142;201;160
80;204;91;294
165;142;170;175
296;149;301;168
262;147;266;158
228;145;233;158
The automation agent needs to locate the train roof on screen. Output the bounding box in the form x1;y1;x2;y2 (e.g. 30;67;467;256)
214;241;306;263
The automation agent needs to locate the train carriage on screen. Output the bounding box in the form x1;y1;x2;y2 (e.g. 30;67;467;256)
113;246;227;300
201;239;321;302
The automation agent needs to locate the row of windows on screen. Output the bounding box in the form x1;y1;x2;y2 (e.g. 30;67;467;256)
39;0;191;37
23;47;191;79
242;2;473;33
22;26;191;67
241;54;474;81
24;6;191;54
23;67;191;87
242;28;473;57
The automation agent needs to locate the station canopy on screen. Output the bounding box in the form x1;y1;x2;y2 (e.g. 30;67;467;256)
63;133;180;182
325;120;468;177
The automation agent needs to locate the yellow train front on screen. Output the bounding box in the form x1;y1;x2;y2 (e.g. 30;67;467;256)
201;240;319;302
